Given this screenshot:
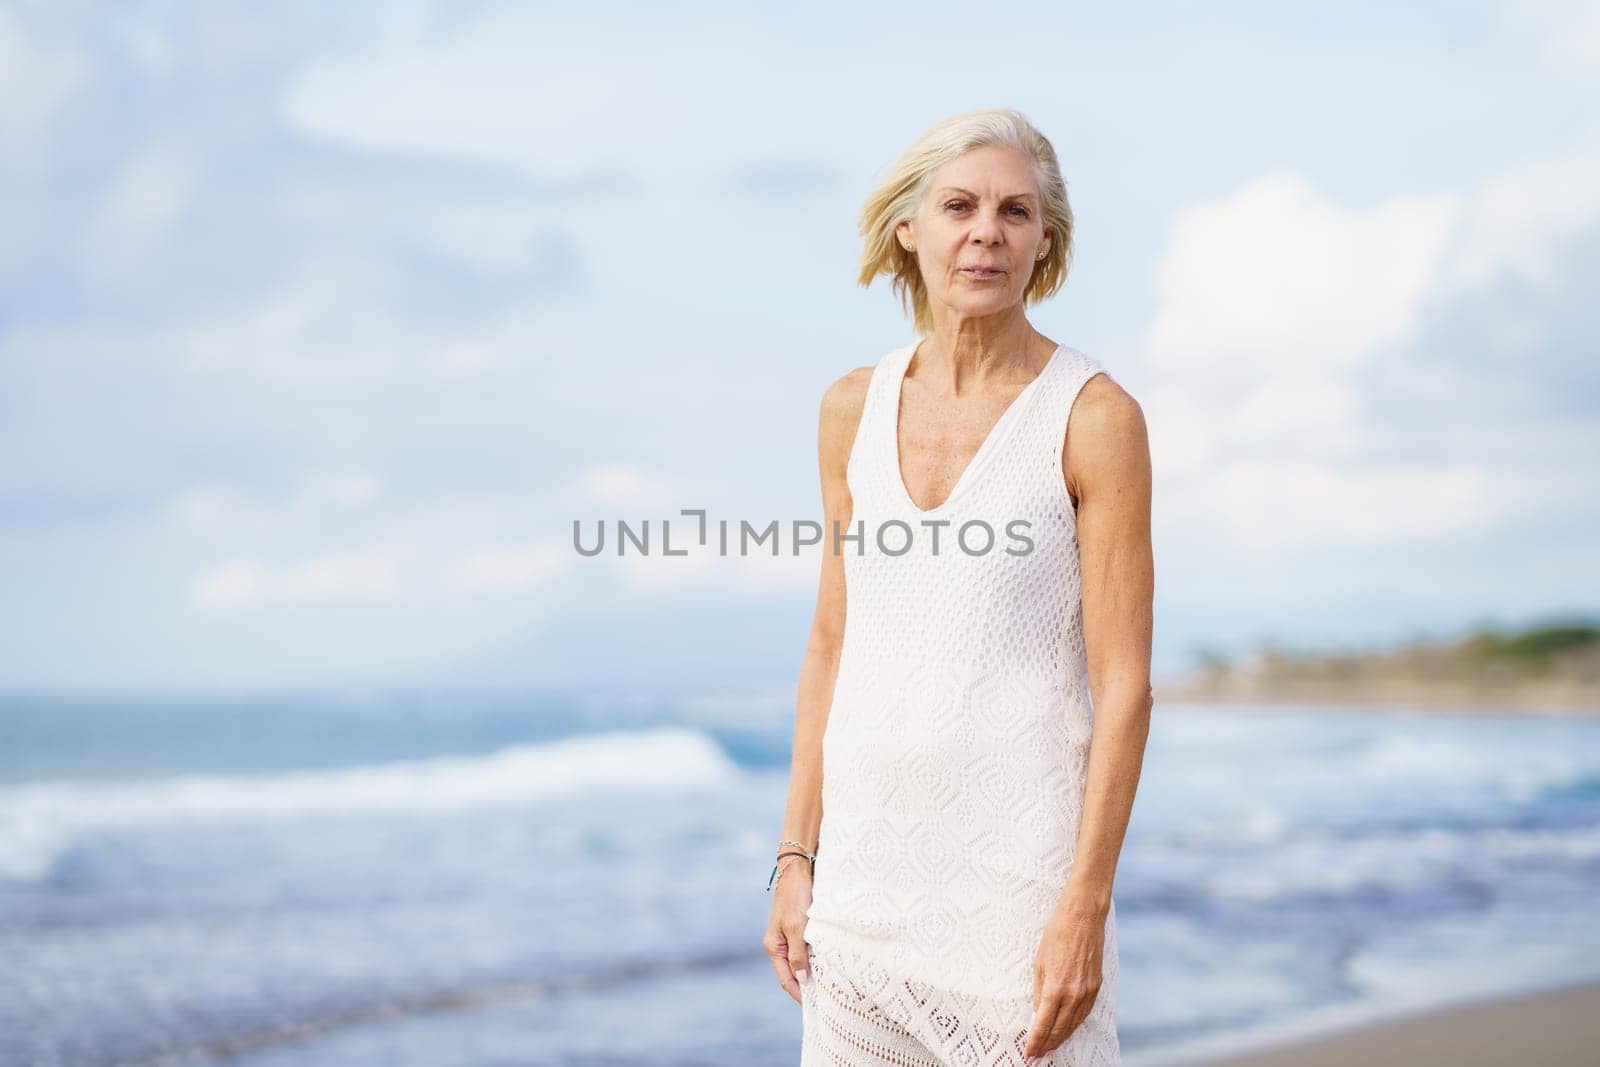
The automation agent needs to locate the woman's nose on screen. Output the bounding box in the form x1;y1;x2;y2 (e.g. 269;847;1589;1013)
970;212;1004;241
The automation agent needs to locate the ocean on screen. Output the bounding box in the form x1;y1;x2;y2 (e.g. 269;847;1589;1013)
3;688;1598;1066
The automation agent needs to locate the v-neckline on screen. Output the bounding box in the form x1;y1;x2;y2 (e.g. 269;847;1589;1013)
891;338;1065;515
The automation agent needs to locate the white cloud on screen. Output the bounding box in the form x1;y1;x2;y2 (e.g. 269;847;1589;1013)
0;9;90;169
580;463;673;508
412;201;565;275
281;30;681;175
160;258;403;377
1442;139;1600;291
273;177;580;279
83;142;197;283
734;542;824;592
1146;139;1600;388
598;513;824;594
178;482;588;605
309;472;383;508
114;15;176;75
169;473;383;532
1161;459;1492;550
194;550;403;608
1226;378;1361;451
1141;136;1600;551
1147;171;1460;373
169;484;257;529
615;533;722;591
274;11;1022;179
1502;0;1600;84
446;542;567;592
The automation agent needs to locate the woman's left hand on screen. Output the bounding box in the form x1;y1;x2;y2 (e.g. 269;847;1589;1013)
1022;899;1106;1061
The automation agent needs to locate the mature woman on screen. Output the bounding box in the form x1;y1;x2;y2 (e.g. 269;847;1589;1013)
763;108;1154;1065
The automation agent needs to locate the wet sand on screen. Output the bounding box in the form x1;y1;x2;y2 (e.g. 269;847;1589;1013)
1166;977;1600;1066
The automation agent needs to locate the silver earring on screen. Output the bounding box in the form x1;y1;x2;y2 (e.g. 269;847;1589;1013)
1036;250;1047;260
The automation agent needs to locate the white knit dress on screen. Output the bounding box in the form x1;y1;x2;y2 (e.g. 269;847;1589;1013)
801;339;1121;1066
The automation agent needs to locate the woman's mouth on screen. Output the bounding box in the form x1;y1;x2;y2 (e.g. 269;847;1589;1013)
959;267;1004;279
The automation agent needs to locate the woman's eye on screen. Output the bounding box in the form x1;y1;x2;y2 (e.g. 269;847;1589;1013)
943;200;1028;217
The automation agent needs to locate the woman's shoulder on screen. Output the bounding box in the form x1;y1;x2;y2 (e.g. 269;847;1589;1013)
818;363;874;458
817;343;905;472
818;342;903;428
1073;358;1140;424
820;363;873;416
1062;355;1148;473
1050;346;1135;416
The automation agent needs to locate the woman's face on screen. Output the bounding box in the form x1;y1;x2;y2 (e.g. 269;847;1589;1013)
898;143;1049;324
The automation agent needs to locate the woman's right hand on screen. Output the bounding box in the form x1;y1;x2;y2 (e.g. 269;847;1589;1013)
761;370;859;1006
763;858;814;1004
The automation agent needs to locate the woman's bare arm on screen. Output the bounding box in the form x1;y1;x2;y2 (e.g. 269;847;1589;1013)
764;365;869;1003
1020;372;1159;1058
1022;372;1157;1057
1060;373;1154;914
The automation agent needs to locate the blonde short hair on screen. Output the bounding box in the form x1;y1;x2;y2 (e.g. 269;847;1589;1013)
857;108;1074;336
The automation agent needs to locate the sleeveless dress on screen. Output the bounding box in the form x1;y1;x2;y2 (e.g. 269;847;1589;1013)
800;338;1121;1066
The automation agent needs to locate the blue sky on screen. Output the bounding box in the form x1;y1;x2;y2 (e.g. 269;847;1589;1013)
2;1;1597;695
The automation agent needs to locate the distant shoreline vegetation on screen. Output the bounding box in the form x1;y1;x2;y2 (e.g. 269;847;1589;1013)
1156;619;1600;714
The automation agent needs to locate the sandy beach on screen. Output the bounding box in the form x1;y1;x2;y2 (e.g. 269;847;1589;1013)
1164;977;1600;1067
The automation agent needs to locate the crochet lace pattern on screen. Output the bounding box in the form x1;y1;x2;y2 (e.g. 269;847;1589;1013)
801;339;1120;1065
